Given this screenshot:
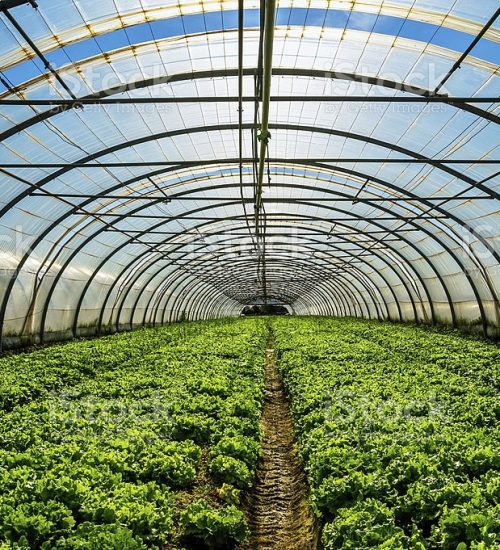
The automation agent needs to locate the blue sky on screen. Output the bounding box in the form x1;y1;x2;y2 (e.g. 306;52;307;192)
1;8;499;93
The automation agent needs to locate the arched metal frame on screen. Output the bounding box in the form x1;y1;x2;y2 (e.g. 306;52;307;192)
133;231;377;324
0;4;498;345
70;198;430;328
127;232;400;326
167;262;353;320
2;122;498;215
1;68;497;144
162;260;361;321
147;250;384;323
114;225;412;325
2;165;493;340
54;166;490;332
67;196;454;333
2;157;494;340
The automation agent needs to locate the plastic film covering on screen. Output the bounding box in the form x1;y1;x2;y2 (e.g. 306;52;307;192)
0;0;498;347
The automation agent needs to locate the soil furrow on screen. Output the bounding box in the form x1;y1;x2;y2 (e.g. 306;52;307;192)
242;335;318;549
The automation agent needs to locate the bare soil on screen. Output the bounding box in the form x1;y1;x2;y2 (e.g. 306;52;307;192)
241;335;319;549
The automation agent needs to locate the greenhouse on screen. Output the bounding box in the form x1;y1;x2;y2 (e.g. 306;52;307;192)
0;0;498;548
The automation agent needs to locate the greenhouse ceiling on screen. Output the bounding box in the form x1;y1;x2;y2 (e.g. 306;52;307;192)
0;0;498;347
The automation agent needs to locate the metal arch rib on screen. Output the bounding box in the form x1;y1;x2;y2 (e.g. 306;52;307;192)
0;16;496;336
162;259;367;323
1;179;471;344
117;229;414;329
166;275;341;322
126;234;405;323
64;197;455;338
0;68;497;145
13;159;498;304
3;136;497;340
53;175;476;335
123;236;400;328
133;234;399;327
1;160;472;347
95;223;400;333
1;123;496;226
163;262;373;321
2;151;496;342
163;264;353;320
182;259;385;319
2;156;497;344
149;250;389;323
67;201;477;337
68;194;438;335
167;266;360;322
106;188;428;327
128;223;407;326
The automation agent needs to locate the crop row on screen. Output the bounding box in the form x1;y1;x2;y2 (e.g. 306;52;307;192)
0;319;267;549
271;317;499;549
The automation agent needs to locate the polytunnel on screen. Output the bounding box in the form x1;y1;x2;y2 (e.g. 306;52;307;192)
0;0;499;349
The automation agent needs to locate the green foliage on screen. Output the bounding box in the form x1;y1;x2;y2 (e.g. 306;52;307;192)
0;500;75;547
211;455;253;489
322;500;408;549
211;435;260;469
54;523;147;549
181;499;249;549
78;482;173;544
136;440;202;487
217;483;241;505
271;317;500;549
432;502;500;549
5;315;495;548
0;319;267;548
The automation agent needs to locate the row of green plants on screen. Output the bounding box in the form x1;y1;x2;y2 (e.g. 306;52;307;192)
271;317;499;549
0;319;268;549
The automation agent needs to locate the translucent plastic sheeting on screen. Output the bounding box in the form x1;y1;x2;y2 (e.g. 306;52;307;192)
0;1;498;347
1;0;499;76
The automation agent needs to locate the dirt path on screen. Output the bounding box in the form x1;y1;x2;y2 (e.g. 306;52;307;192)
242;334;319;549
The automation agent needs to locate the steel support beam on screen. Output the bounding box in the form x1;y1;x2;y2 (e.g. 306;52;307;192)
7;158;498;167
2;9;77;100
120;232;405;330
434;7;500;94
1;68;496;148
68;199;446;338
0;164;494;348
4;155;496;350
1;96;498;105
